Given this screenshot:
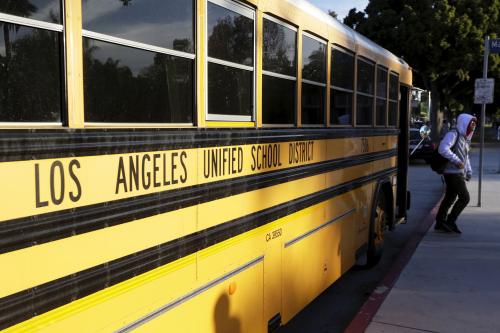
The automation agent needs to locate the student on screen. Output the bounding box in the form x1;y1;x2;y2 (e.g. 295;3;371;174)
435;113;477;233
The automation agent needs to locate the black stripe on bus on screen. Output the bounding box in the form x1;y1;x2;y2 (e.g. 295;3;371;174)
0;149;397;255
0;167;396;330
0;127;398;162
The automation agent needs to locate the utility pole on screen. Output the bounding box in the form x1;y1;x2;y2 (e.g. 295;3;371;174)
477;36;489;207
475;36;498;206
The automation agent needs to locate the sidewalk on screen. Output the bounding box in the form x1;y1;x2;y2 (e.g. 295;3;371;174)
364;148;500;333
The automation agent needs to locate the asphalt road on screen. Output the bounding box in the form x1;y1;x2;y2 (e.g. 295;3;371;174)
280;160;444;333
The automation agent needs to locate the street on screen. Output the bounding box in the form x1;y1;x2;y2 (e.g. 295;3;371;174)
280;160;444;333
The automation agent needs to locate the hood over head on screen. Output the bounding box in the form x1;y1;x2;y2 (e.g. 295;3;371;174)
456;113;476;137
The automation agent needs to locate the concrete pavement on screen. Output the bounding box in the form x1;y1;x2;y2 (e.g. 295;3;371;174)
363;147;500;333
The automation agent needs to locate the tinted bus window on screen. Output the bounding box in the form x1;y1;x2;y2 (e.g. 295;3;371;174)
357;59;374;94
377;68;387;98
330;47;354;126
302;83;324;124
376;67;388;126
389;73;399;100
302;34;325;125
330;89;352;125
263;18;296;77
331;48;354;90
263;75;295;124
356;95;373;126
389;73;399;126
84;40;193;123
208;62;252;117
83;0;194;53
389;101;398;127
302;35;326;83
376;98;386;126
82;0;195;123
263;17;296;125
356;58;375;126
0;22;62;122
207;0;254;121
0;0;62;23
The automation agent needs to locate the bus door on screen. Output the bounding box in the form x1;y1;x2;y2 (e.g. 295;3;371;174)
396;85;410;220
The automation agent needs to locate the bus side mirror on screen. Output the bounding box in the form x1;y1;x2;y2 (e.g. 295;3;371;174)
419;125;431;139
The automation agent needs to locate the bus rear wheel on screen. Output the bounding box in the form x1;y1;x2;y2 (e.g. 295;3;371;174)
366;191;388;268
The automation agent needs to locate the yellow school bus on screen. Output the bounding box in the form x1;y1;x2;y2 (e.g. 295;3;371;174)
0;0;411;332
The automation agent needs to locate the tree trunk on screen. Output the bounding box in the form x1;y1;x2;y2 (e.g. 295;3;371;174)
430;83;443;143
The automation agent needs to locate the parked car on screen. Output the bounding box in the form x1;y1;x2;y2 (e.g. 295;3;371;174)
409;128;435;163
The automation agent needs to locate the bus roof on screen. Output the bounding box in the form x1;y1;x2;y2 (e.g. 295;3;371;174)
286;0;410;69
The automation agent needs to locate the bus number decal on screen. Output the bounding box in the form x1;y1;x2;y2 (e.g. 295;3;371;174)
265;228;282;242
361;137;369;153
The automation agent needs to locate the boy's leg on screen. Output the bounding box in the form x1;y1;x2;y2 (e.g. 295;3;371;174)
446;174;470;225
436;174;458;226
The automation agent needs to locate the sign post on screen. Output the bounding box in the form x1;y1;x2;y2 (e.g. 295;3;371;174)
497;126;500;173
490;38;500;175
475;37;498;206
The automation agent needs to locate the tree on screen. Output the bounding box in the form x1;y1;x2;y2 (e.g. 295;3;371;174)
343;0;500;137
263;19;295;74
0;1;36;110
328;10;338;20
343;8;366;29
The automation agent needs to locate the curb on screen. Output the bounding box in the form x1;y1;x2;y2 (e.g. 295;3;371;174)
471;142;500;148
343;197;443;333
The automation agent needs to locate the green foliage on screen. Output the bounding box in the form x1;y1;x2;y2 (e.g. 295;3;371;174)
343;8;366;29
343;0;500;120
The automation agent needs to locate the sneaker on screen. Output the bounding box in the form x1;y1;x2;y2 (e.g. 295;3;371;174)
446;221;462;234
434;222;452;233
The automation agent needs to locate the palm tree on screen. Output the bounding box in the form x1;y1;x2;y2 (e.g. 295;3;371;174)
1;1;36;110
1;1;36;59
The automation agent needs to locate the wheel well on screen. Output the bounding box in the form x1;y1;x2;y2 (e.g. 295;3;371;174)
379;180;395;229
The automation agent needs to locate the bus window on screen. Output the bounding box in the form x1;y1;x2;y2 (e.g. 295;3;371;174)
356;57;375;126
262;15;296;125
207;0;255;121
389;72;399;127
82;0;195;124
301;33;326;125
330;46;354;126
0;1;63;123
376;66;388;126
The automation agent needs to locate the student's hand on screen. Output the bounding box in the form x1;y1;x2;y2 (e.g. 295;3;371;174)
456;162;465;169
465;173;472;181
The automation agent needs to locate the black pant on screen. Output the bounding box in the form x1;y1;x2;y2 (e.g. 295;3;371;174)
436;173;470;223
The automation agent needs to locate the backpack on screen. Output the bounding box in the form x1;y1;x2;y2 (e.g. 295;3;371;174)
429;130;458;174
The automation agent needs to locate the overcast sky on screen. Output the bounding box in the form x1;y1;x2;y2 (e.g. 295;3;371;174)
308;0;369;20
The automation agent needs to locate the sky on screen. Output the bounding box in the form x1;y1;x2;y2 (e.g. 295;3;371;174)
308;0;369;20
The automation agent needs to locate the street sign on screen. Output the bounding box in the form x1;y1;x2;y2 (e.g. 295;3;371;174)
474;78;494;104
490;39;500;54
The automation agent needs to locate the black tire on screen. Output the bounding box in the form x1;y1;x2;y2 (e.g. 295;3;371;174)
366;191;388;268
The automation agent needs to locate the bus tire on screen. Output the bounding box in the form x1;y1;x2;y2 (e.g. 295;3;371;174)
366;190;388;268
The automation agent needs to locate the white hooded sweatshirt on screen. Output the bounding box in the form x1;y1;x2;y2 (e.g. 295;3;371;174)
438;113;476;176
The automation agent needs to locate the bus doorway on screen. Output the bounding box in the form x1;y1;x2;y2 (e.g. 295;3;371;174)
396;85;410;220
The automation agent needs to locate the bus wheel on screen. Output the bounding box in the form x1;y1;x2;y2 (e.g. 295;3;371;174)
366;192;387;268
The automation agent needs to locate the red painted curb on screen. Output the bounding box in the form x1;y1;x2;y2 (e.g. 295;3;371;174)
343;197;443;333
